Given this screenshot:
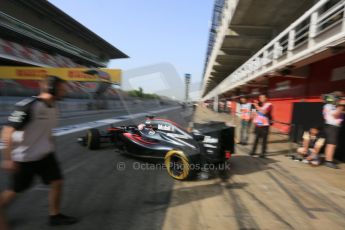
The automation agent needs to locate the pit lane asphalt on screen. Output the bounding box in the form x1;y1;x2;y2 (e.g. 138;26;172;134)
0;106;193;230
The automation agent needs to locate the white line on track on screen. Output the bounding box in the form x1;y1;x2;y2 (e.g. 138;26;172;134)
52;107;179;136
0;106;180;149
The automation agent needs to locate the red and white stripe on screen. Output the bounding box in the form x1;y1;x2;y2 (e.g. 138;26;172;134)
0;38;82;68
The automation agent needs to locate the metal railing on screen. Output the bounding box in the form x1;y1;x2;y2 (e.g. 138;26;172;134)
203;0;345;100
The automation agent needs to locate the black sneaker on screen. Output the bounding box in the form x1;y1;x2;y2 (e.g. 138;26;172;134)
259;154;266;158
324;161;339;169
249;152;256;156
49;214;79;226
292;155;303;162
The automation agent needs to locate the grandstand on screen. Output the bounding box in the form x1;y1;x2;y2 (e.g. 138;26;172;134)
0;0;127;101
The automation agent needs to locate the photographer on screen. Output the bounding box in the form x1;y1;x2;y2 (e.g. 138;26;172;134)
250;94;273;158
322;91;345;169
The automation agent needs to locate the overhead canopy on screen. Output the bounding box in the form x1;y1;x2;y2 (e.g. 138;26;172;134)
202;0;316;97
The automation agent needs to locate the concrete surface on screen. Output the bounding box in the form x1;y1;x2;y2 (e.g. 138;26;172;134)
162;106;345;230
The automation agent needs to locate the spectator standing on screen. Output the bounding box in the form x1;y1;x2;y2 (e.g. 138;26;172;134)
250;94;273;158
226;100;232;115
238;96;253;145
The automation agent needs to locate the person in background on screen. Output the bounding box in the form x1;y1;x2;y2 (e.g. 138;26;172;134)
226;100;232;115
293;127;325;166
0;76;78;226
323;91;345;169
238;96;253;145
250;94;273;158
219;100;225;113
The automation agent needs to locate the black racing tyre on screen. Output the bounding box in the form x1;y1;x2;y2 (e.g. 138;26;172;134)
164;150;196;180
86;128;100;150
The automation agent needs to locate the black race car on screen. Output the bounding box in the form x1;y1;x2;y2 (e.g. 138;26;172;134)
78;116;235;180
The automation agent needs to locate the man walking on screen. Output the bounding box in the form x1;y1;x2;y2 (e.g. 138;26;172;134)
0;76;78;226
238;96;253;145
250;94;273;158
0;200;8;230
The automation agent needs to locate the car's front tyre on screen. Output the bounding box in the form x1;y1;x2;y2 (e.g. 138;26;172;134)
86;128;101;150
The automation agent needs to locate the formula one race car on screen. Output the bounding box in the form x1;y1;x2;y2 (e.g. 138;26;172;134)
78;116;235;180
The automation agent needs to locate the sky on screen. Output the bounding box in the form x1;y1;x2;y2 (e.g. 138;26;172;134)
49;0;214;99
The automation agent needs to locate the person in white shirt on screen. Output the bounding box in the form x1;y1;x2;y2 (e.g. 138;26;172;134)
226;100;232;115
322;91;344;169
238;96;253;145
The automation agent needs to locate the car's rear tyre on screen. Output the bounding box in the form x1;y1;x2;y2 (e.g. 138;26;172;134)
164;150;194;180
86;128;100;150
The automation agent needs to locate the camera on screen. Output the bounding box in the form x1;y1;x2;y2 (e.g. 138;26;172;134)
322;93;344;106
